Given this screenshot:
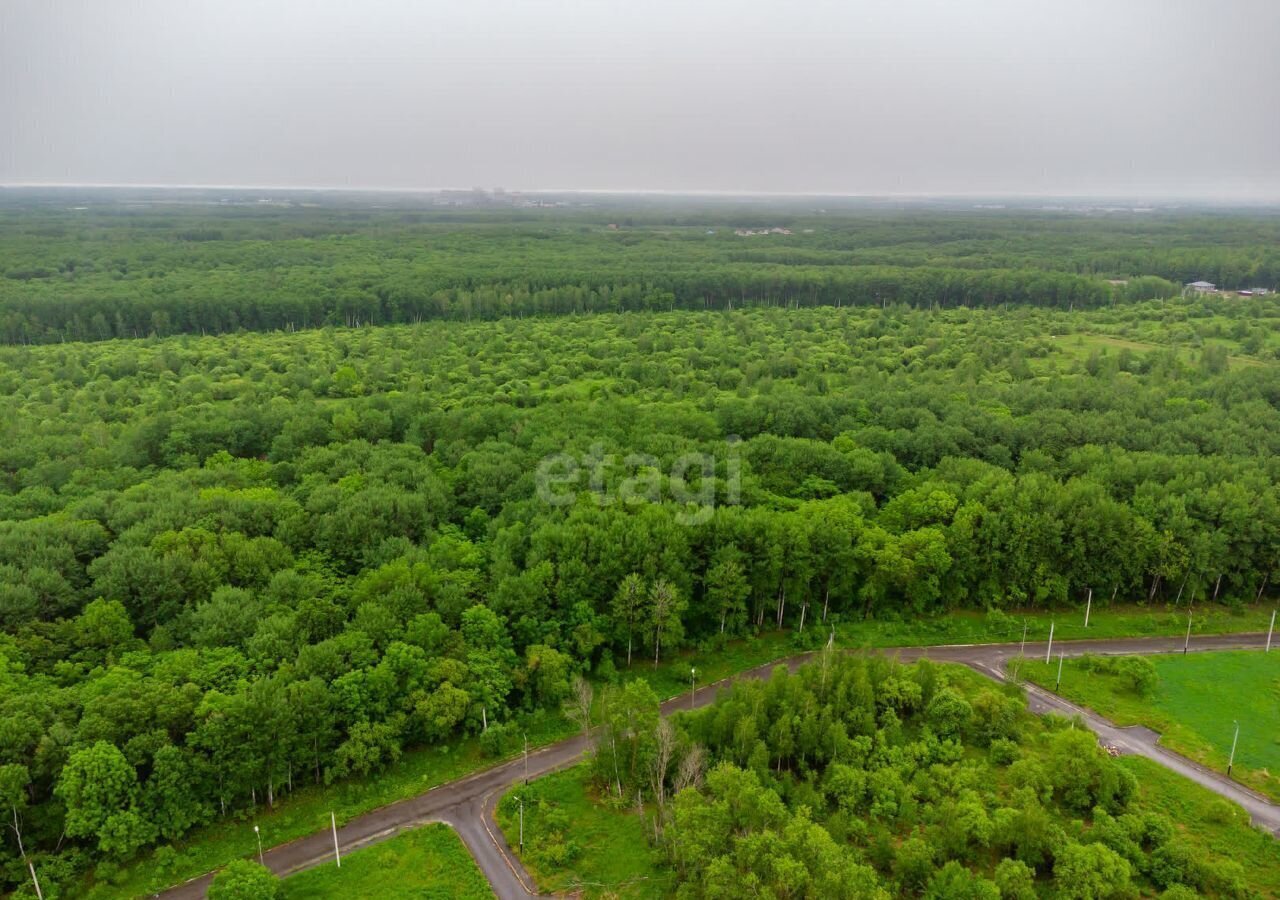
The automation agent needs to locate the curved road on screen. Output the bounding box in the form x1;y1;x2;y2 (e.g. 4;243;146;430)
157;632;1279;899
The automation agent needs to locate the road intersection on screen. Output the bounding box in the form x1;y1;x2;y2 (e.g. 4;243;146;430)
157;631;1279;899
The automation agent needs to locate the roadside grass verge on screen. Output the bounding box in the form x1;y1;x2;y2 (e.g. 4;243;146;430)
495;764;668;899
1018;649;1280;802
278;823;493;899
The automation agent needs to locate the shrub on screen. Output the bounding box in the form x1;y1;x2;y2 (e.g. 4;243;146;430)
989;738;1019;766
208;860;280;900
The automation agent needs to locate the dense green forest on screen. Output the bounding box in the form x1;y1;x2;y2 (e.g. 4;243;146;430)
3;194;1280;344
579;655;1271;897
1;201;1279;896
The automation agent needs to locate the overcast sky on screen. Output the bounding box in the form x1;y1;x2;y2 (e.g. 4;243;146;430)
3;0;1278;198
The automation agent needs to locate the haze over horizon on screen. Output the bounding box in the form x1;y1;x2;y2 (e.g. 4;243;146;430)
4;0;1279;200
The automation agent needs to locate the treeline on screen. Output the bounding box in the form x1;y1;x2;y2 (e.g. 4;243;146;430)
586;655;1258;897
0;305;1278;893
0;265;1117;345
10;201;1280;344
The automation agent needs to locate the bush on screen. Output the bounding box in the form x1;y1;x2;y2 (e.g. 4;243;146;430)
1203;798;1238;825
480;722;513;758
989;738;1019;766
1116;656;1158;696
984;607;1016;637
208;860;280;900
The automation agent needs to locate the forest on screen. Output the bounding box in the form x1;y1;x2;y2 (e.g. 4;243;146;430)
3;193;1280;344
570;655;1269;898
0;201;1279;896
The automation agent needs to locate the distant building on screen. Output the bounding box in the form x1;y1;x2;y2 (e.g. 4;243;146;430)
1184;281;1217;294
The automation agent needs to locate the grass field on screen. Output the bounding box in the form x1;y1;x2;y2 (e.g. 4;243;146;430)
112;601;1271;898
495;765;668;898
279;824;493;899
1019;649;1280;801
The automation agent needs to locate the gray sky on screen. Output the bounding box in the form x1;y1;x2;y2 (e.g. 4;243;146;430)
3;0;1278;198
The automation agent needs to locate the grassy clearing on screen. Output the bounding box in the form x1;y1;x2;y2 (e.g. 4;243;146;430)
121;602;1268;897
495;765;668;899
279;823;493;899
1019;650;1280;801
1120;756;1280;898
1052;332;1273;368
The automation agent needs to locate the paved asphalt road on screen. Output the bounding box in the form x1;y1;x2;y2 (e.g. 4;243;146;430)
157;632;1278;899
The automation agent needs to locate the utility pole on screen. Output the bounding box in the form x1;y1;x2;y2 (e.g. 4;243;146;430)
518;796;524;852
1184;609;1193;655
523;734;529;786
254;824;264;866
1084;588;1092;628
690;667;697;712
1228;721;1240;776
330;812;341;868
1268;609;1276;653
1045;621;1055;664
1020;620;1027;657
1056;652;1065;692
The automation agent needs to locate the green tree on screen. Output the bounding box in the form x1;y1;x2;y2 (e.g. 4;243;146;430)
1053;842;1133;900
649;578;686;667
56;741;153;856
611;573;647;667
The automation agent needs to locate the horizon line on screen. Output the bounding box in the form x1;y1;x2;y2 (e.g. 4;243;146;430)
4;180;1280;205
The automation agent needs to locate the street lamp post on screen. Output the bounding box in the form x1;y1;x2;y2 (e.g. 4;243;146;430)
330;811;341;868
523;734;529;786
1045;621;1054;664
690;667;697;711
1056;652;1065;692
254;824;263;867
518;795;524;852
1228;721;1240;776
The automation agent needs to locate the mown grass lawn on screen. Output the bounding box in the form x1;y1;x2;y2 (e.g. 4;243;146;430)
1019;649;1280;801
495;764;669;899
279;823;493;899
